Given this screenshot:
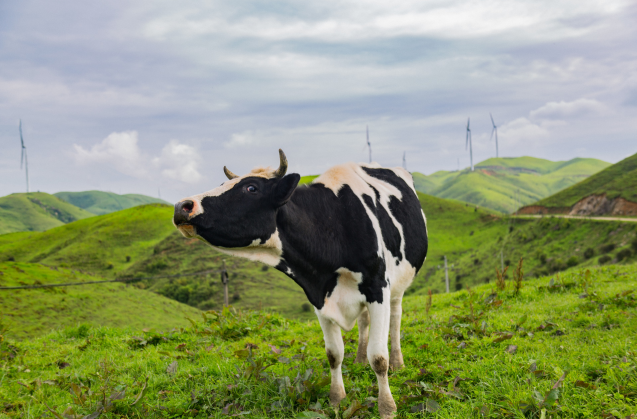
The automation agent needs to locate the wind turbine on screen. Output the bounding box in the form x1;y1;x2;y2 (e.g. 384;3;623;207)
366;126;372;163
402;151;407;170
466;118;473;171
490;113;499;158
19;119;30;193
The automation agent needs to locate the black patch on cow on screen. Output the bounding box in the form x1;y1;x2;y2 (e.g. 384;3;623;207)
365;185;403;263
362;168;428;271
276;183;386;308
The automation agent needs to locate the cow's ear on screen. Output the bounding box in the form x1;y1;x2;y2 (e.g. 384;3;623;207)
273;174;300;207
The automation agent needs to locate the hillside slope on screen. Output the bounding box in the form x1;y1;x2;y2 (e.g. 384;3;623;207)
413;156;609;213
1;265;635;417
55;190;169;215
0;262;201;340
0;192;94;235
521;151;637;216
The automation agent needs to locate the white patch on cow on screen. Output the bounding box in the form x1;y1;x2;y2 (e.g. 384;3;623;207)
286;267;294;276
203;229;283;267
177;166;278;218
317;267;366;331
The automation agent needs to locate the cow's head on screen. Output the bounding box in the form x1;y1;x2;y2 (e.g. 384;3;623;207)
173;149;300;250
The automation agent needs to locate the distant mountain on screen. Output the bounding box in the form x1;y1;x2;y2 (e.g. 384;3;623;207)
520;151;637;216
412;156;610;213
54;190;169;215
0;192;94;235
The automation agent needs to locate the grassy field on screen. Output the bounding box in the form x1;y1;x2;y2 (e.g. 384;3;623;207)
421;214;637;294
54;191;169;215
534;151;637;209
0;193;94;235
412;157;609;213
1;264;635;418
0;262;201;340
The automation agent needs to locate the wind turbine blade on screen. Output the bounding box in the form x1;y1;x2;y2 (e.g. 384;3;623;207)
21;148;24;169
490;127;495;141
490;113;495;127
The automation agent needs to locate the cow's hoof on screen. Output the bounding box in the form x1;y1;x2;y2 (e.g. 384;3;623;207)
389;354;404;370
354;354;368;364
378;395;397;419
329;385;346;406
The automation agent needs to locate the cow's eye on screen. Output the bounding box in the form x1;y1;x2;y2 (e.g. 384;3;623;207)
246;185;257;193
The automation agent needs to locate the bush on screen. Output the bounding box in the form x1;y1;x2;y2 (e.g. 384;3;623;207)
566;256;579;267
301;303;312;312
600;243;616;254
632;237;637;252
598;255;612;264
538;253;547;264
616;248;632;261
583;248;595;259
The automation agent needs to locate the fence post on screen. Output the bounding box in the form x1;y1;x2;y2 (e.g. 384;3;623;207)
221;259;229;306
444;255;449;293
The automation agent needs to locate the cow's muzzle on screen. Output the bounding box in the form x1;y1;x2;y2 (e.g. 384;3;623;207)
173;200;197;225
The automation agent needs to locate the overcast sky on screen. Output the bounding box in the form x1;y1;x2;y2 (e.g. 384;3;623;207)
1;0;636;203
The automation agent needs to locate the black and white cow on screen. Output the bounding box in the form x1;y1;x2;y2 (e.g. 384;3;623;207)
173;150;428;418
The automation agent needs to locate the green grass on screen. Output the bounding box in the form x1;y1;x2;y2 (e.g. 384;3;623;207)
0;193;94;235
299;175;319;185
0;262;201;341
535;151;637;208
1;264;635;418
420;215;637;294
412;157;610;213
54;191;169;215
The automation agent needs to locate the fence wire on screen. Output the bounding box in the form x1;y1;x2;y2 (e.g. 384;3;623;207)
0;269;220;290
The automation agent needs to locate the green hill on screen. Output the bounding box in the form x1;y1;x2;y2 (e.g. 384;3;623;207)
530;151;637;210
54;190;169;215
0;192;94;235
1;264;635;417
413;157;610;213
0;261;201;340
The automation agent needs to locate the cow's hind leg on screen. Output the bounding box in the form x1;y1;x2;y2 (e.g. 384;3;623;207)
367;300;397;419
389;294;404;370
316;312;346;406
355;308;370;364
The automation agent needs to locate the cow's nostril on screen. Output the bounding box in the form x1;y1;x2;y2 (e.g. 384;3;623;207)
182;200;194;213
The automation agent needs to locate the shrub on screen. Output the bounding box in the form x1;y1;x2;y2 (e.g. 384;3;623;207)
616;248;632;261
261;265;269;272
600;243;616;254
301;303;312;312
632;237;637;252
145;258;168;273
598;255;612;264
583;248;595;259
566;256;579;267
538;253;547;264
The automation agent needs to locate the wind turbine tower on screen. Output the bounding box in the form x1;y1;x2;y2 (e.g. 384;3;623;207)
402;151;407;170
466;118;474;171
366;126;372;163
19;119;30;193
490;113;499;158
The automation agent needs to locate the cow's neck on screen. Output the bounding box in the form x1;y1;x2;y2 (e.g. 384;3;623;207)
273;186;343;307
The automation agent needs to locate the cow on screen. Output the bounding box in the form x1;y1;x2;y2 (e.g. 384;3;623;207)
173;150;428;418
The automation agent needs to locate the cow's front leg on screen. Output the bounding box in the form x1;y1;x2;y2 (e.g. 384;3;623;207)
355;308;370;364
389;294;404;370
317;312;346;406
367;299;397;419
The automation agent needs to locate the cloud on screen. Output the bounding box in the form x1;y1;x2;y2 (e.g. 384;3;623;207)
73;131;147;178
154;140;202;183
499;117;549;144
530;98;607;120
73;132;201;183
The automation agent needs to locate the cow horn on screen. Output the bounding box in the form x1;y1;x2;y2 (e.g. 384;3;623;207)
223;166;239;180
273;149;288;178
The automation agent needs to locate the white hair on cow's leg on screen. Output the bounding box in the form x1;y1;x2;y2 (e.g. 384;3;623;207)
367;295;397;419
354;308;370;364
389;293;404;370
316;311;346;406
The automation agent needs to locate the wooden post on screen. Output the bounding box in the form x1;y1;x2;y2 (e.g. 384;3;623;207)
221;259;229;306
444;255;449;293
